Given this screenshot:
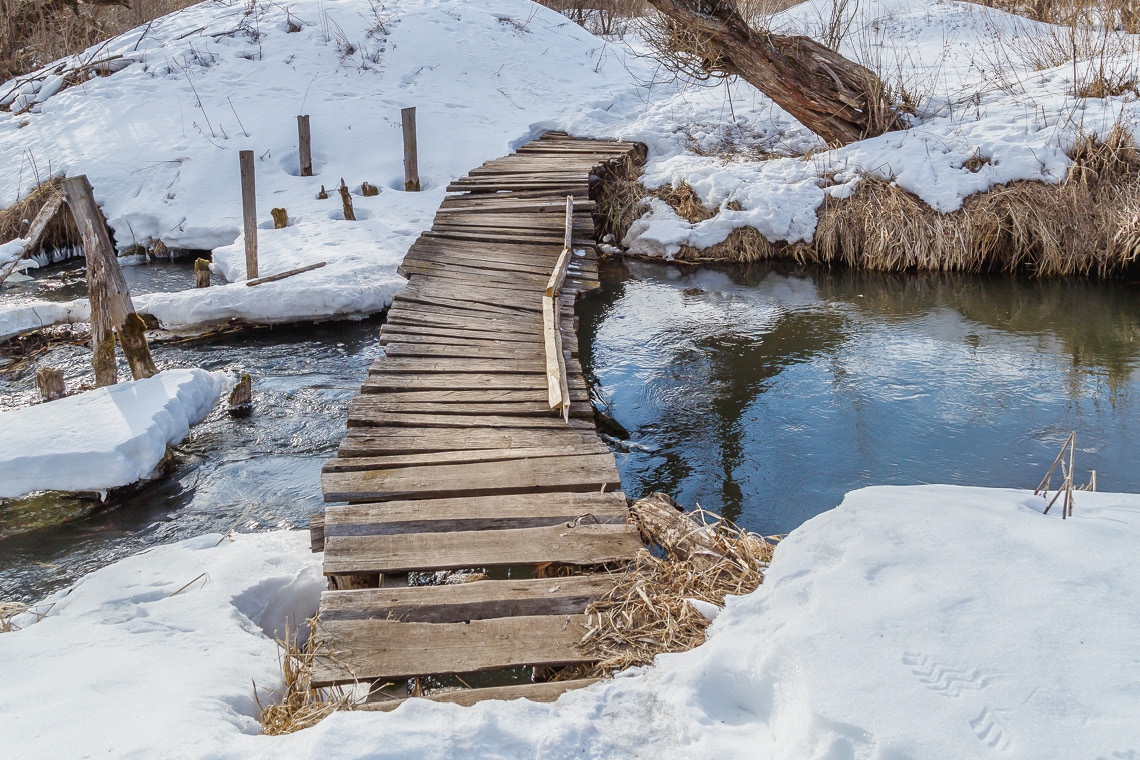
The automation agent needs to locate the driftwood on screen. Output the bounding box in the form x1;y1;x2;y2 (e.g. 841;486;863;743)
645;0;900;145
63;175;157;385
35;366;66;401
629;492;726;569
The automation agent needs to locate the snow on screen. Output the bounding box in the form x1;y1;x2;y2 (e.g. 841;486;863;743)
3;486;1139;759
5;0;1131;331
0;368;229;498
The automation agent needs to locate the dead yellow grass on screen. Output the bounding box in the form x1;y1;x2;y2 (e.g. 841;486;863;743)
572;509;776;676
0;175;73;252
610;126;1140;277
257;617;357;735
0;601;29;633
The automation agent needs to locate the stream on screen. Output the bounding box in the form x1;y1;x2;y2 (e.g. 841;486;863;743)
3;256;1140;601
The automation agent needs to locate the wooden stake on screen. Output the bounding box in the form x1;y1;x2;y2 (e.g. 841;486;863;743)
245;261;326;286
63;175;157;384
318;185;329;200
228;373;252;417
194;257;211;288
401;106;420;192
338;178;356;221
297;114;313;177
35;366;66;401
361;182;379;197
239;149;258;280
271;207;288;229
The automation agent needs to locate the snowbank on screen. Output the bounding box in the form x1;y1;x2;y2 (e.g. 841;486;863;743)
3;486;1138;758
0;368;229;498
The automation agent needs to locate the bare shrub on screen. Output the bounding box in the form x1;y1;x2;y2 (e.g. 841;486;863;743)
537;0;649;36
0;0;200;80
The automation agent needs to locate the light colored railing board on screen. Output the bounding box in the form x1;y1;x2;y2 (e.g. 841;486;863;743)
312;614;592;686
543;294;564;410
323;444;611;473
338;427;598;457
322;524;641;576
347;397;591;420
322;453;621;502
359;679;602;711
320;576;615;623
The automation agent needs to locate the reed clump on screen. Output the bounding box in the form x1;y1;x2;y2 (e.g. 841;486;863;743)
612;126;1140;277
0;176;76;254
257;616;357;735
574;498;776;676
0;601;29;633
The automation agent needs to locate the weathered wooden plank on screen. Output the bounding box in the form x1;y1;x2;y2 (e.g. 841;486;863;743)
382;343;545;361
348;396;588;419
322;453;621;501
378;324;541;345
323;523;642;575
320;576;615;623
358;679;602;711
358;388;587;405
322;491;628;536
388;300;545;327
312;614;591;685
361;372;584;392
368;357;547;375
346;409;592;430
324;444;610;473
379;332;541;350
338;426;597;456
395;290;542;318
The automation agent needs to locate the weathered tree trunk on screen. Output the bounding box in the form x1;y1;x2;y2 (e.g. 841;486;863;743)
35;366;66;402
630;492;725;568
63;175;158;384
645;0;901;145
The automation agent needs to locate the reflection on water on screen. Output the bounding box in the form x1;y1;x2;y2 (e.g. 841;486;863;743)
579;260;1140;535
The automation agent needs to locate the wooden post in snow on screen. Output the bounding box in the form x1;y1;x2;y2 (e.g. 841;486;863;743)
338;178;356;221
401;107;420;192
239;149;258;280
62;175;158;385
297;115;313;177
35;366;66;401
194;258;211;288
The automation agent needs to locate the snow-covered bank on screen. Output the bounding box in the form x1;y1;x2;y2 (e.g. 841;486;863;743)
3;486;1137;758
0;368;229;498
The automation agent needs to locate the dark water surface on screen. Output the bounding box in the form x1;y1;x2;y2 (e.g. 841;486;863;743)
578;260;1140;536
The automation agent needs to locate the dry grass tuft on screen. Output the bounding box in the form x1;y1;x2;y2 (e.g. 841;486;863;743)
257;616;357;735
0;175;77;254
574;509;776;676
609;126;1140;277
0;601;29;633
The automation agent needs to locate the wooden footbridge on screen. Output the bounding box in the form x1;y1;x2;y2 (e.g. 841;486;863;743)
309;133;648;708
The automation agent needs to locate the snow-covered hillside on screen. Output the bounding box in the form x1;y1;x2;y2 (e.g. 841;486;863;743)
2;486;1137;758
4;0;1137;330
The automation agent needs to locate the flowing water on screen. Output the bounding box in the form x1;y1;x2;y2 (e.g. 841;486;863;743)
4;256;1140;602
0;258;379;602
577;260;1140;536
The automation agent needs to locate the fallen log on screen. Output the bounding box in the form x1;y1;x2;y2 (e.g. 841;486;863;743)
628;492;725;568
245;261;326;286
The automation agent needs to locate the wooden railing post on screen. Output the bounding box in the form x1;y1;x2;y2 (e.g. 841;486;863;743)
543;195;574;422
401;107;420;192
62;175;157;385
298;114;313;177
239;150;258;280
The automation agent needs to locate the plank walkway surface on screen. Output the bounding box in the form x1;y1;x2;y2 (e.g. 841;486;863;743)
310;132;647;706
